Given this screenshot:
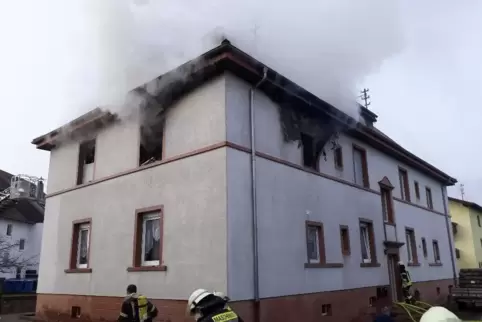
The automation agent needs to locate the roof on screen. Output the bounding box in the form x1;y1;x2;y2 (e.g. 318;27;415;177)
448;197;482;213
0;169;44;224
31;39;457;186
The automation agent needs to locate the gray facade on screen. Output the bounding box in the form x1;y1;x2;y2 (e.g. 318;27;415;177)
36;73;456;302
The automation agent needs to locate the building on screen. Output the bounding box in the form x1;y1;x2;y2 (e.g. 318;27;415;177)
0;170;44;279
32;40;457;322
449;197;482;269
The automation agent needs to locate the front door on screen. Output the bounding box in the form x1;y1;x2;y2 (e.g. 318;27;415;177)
387;254;400;302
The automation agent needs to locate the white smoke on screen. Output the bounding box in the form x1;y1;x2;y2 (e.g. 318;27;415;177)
49;0;406;121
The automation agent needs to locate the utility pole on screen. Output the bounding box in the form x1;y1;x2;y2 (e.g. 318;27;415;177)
460;183;465;201
360;88;371;109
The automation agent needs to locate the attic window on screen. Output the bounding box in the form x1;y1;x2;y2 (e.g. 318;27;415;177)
139;125;163;166
301;133;318;170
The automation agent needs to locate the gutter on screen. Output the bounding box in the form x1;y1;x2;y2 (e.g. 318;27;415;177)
249;67;268;306
441;186;457;284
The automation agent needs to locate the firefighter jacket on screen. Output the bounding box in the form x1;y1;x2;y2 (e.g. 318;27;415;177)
197;307;244;322
118;293;158;322
401;271;412;288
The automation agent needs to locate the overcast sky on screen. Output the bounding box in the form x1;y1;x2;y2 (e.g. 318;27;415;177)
0;1;480;203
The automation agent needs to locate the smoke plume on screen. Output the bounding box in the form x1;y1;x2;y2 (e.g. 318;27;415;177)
50;0;405;122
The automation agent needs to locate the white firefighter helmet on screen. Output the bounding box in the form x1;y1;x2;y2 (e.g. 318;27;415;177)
398;261;404;266
187;289;213;313
420;306;461;322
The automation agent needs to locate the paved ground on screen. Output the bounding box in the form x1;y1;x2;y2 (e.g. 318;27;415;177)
0;313;34;322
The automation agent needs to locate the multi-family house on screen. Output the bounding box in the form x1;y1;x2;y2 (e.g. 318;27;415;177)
449;197;482;269
32;40;457;322
0;170;44;279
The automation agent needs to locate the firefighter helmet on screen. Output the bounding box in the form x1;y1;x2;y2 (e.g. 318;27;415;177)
187;289;213;313
420;306;460;322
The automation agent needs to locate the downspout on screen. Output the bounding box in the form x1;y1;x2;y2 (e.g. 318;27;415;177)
441;185;457;285
250;67;268;307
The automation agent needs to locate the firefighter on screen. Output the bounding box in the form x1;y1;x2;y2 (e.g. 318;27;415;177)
420;306;461;322
398;261;414;304
118;284;158;322
213;291;232;311
187;289;244;322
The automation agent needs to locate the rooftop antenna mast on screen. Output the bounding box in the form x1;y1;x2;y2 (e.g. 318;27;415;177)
460;183;465;201
360;88;371;109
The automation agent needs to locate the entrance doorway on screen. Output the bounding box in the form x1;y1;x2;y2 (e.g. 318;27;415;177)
387;254;400;302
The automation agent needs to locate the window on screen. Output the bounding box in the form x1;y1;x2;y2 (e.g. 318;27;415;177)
353;146;369;188
455;248;460;259
359;221;376;264
132;207;164;269
426;187;433;209
405;229;418;264
19;239;25;251
6;224;12;236
432;240;440;263
68;219;91;270
479;262;482;268
480;238;482;248
381;188;394;223
139;122;164;166
301;133;318;170
414;181;420;200
340;225;350;256
76;139;96;185
478;215;481;228
398;168;410;202
321;304;332;316
306;221;325;264
334;146;343;170
421;238;428;258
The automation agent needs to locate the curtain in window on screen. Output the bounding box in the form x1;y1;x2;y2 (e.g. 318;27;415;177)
79;230;88;264
307;227;318;261
353;150;364;185
144;219;161;261
360;226;369;260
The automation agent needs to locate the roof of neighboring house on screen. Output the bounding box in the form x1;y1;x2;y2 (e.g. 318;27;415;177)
0;170;44;224
31;39;457;186
448;197;482;213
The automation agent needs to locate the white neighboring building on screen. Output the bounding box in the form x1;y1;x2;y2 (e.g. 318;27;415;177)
0;170;44;279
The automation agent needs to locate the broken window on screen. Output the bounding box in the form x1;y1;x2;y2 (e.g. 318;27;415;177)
139;120;164;166
301;133;318;170
76;139;96;185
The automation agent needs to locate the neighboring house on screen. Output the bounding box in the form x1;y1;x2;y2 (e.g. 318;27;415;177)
0;170;44;279
32;40;457;322
449;197;482;269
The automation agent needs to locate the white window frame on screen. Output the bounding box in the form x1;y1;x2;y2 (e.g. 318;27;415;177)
406;231;413;264
360;223;371;263
76;224;90;269
307;226;320;264
141;213;161;267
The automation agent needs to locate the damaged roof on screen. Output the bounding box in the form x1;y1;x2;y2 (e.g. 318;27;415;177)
0;170;44;224
31;39;457;186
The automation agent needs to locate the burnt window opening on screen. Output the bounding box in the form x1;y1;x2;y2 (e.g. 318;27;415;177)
301;133;318;170
76;139;96;185
139;124;164;167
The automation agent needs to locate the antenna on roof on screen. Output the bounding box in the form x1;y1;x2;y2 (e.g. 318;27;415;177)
460;183;465;201
359;88;371;109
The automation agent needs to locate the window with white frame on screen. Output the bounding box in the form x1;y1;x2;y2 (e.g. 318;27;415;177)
405;229;417;264
307;225;320;263
141;213;161;266
76;224;90;268
360;223;372;263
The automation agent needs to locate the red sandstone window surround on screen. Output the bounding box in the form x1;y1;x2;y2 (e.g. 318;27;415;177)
359;219;379;267
353;145;369;188
405;228;419;266
305;221;343;269
65;218;92;274
128;205;167;272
